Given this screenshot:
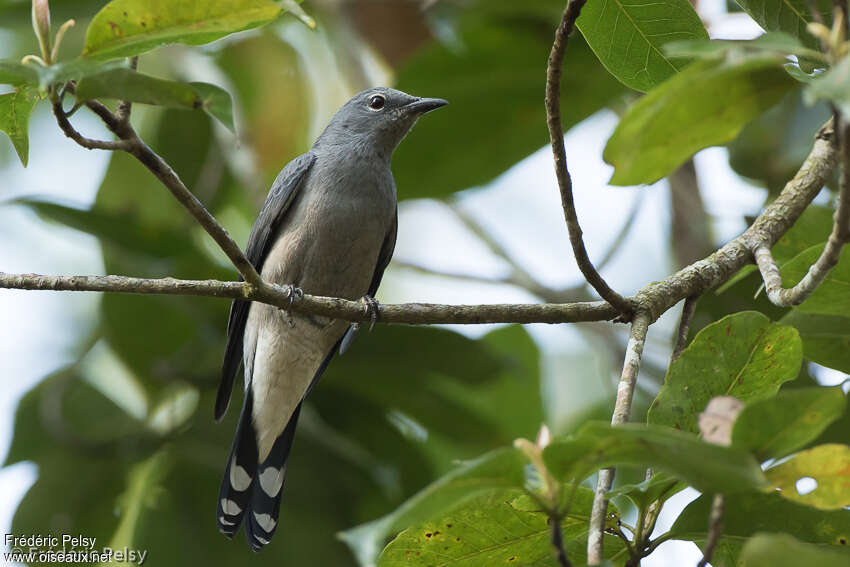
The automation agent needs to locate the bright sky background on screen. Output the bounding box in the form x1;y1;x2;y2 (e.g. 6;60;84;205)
1;5;844;566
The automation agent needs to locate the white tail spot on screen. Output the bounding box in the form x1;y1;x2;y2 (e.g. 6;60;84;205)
230;462;252;491
259;466;284;497
221;498;242;515
254;512;277;533
219;515;235;526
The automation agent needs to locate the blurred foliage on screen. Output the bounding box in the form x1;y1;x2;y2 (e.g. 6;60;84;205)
1;0;850;566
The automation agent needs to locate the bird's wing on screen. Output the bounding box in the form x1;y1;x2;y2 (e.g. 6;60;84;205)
368;210;398;297
215;152;317;421
339;210;398;354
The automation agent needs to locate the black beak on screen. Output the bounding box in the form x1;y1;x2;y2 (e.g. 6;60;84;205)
404;97;449;114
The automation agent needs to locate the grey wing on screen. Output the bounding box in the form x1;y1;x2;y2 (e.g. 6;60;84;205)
215;152;317;421
339;210;398;354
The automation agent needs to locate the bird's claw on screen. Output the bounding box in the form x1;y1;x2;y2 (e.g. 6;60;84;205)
285;284;304;306
360;295;380;331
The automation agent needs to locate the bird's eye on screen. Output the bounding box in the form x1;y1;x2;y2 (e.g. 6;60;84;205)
368;95;386;111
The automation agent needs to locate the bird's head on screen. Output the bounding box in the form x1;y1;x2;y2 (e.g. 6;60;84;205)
316;87;447;158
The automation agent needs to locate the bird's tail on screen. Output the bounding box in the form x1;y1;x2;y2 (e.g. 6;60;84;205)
217;391;302;551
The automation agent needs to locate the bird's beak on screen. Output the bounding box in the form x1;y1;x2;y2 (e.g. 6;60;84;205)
403;97;449;115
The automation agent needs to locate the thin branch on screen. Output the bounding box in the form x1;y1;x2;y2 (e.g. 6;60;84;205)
753;122;850;307
550;517;574;567
671;295;699;362
634;120;838;322
0;272;619;325
546;0;633;317
52;102;131;151
587;311;652;565
697;494;725;567
55;86;264;287
116;56;139;124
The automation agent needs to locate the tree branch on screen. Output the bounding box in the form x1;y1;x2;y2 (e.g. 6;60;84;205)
546;0;633;317
53;86;264;287
115;56;138;125
550;517;574;567
697;493;725;567
633;120;838;323
753;122;850;307
671;295;699;362
0;272;619;325
587;310;651;565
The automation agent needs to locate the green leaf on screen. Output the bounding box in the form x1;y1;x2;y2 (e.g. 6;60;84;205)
190;81;235;133
576;0;708;92
734;0;833;52
648;312;803;433
75;69;235;132
739;533;850;567
83;0;286;60
32;58;128;91
543;422;768;494
0;60;39;86
766;443;850;510
782;311;850;373
393;4;629;200
732;386;847;460
0;87;38;166
339;448;527;567
781;244;850;316
805;56;850;119
604;55;798;185
664;32;824;62
672;492;850;560
377;489;628;567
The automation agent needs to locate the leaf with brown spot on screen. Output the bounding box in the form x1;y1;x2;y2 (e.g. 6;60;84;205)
648;311;802;433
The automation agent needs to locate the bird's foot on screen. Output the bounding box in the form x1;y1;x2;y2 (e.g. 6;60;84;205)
284;284;304;306
359;295;381;330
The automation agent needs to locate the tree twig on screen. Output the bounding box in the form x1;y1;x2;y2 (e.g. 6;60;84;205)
0;272;619;325
53;87;264;287
587;310;651;565
753;122;850;307
550;516;574;567
545;0;633;317
697;494;725;567
116;56;138;125
671;295;699;362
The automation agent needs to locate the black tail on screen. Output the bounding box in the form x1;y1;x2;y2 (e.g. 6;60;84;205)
217;391;302;551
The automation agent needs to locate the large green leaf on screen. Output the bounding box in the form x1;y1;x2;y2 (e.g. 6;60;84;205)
671;492;850;563
781;244;850;316
604;55;798;185
393;1;629;200
648;312;803;433
83;0;287;59
734;0;832;51
766;444;850;510
739;533;850;567
781;311;850;373
339;449;527;567
576;0;708;92
76;68;235;131
732;386;847;460
377;489;628;567
0;87;38;166
543;422;768;494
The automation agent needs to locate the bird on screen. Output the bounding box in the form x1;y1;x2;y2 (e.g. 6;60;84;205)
214;87;447;551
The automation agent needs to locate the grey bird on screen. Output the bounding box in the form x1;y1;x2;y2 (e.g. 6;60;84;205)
214;87;447;551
